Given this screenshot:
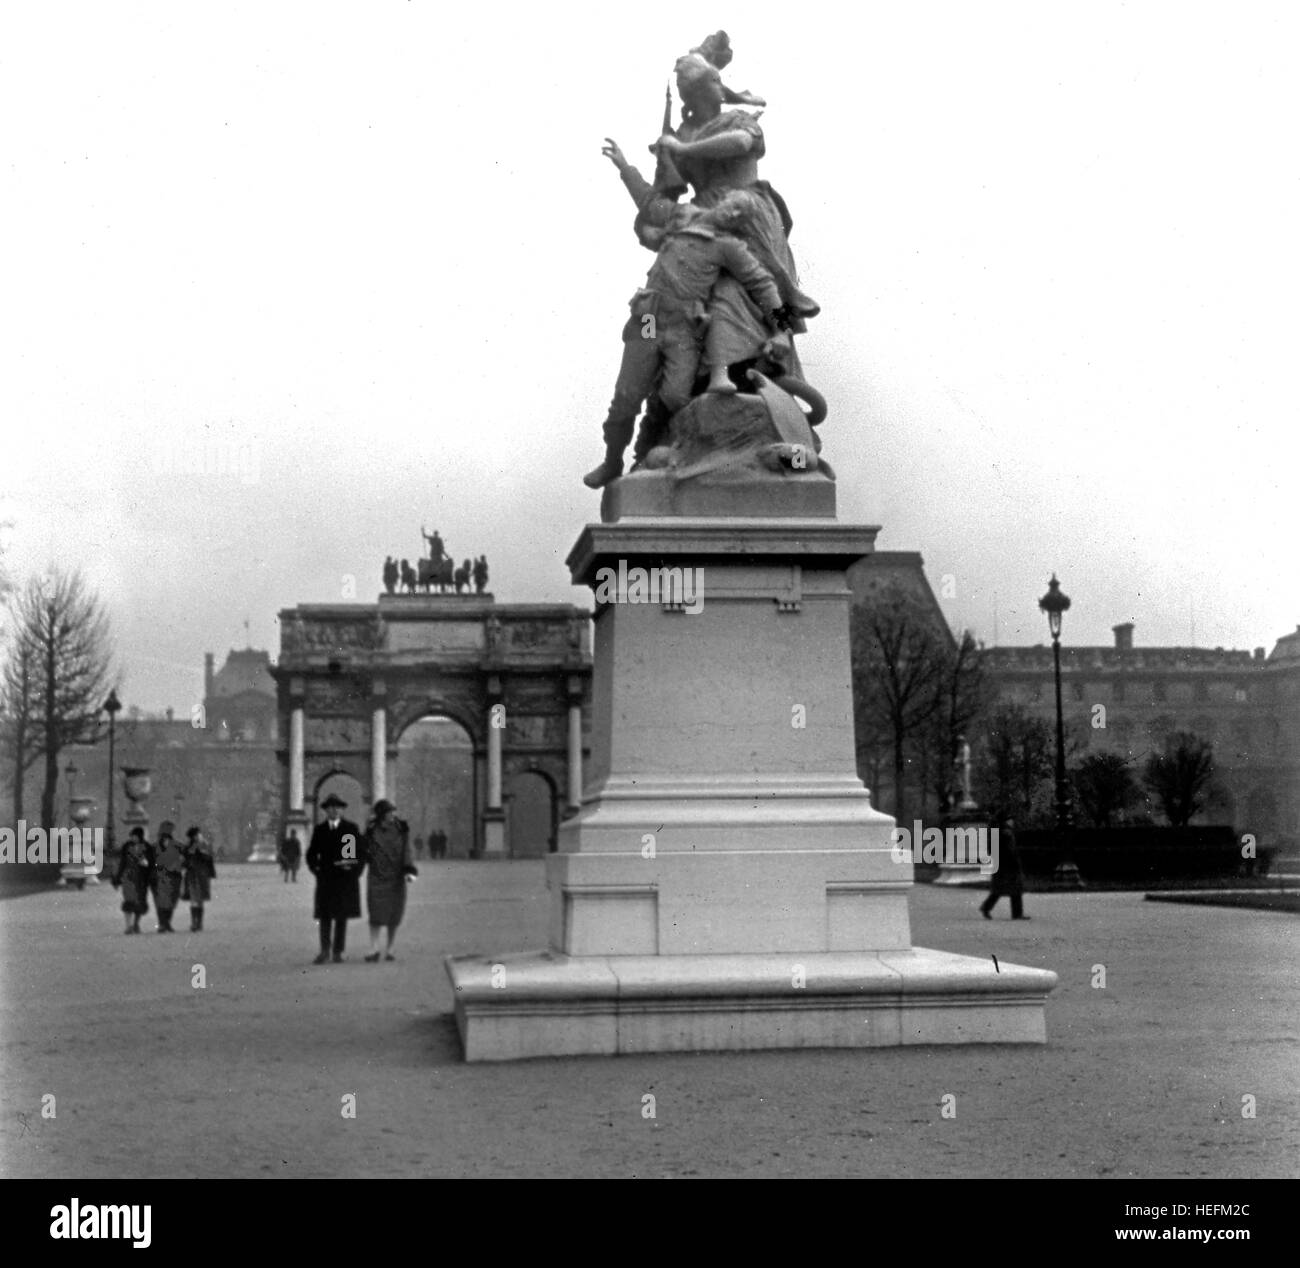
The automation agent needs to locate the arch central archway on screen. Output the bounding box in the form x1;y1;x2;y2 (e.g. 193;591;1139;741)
393;715;477;859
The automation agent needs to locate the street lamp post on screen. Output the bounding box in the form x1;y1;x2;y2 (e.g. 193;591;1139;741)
102;690;121;855
65;760;79;818
1038;575;1072;831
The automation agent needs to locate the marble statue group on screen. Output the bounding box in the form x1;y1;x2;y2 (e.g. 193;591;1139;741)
585;30;825;489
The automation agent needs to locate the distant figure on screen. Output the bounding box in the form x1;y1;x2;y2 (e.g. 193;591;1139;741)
111;827;153;934
279;828;302;882
382;556;399;595
412;833;425;860
980;817;1029;920
421;524;446;563
432;828;448;859
400;558;418;594
306;793;366;964
472;555;489;594
182;826;217;931
454;559;472;594
363;799;417;962
152;821;185;933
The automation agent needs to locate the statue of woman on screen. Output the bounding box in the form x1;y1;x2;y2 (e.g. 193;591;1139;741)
607;32;819;391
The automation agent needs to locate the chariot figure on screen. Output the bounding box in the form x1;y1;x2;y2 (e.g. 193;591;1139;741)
421;525;446;563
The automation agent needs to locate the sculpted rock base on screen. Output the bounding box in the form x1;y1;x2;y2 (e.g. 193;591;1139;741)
603;388;836;520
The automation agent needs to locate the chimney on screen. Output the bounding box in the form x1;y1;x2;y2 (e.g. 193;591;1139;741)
204;652;215;701
1112;622;1134;652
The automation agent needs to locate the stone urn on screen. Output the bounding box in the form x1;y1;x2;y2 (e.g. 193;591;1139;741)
62;796;101;887
122;767;152;827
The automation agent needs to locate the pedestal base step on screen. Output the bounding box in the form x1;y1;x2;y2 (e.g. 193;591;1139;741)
445;948;1057;1061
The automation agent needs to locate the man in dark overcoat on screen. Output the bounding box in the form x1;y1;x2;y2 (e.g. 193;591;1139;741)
306;793;367;963
980;816;1029;920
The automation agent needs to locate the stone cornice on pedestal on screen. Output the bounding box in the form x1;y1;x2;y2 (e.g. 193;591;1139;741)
566;520;881;587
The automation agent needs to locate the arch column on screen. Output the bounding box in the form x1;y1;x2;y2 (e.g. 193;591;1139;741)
482;675;506;856
289;706;305;811
371;679;388;803
566;674;584;813
285;679;309;843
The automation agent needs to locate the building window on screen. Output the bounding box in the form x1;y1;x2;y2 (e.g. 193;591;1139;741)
1194;681;1209;703
1234;687;1248;703
1152;681;1167;703
1113;681;1126;703
1072;682;1085;702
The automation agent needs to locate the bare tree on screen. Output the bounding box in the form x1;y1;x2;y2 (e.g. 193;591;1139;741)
851;583;950;824
5;570;116;829
974;702;1056;824
1143;731;1217;827
1072;751;1138;827
0;633;41;818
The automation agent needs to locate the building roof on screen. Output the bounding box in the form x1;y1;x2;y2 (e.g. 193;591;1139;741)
847;550;956;650
983;644;1263;673
209;649;275;700
1269;626;1300;663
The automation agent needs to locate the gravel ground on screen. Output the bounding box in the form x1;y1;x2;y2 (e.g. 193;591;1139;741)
1;862;1296;1179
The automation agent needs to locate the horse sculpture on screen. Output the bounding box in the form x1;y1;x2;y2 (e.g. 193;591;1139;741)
418;556;455;593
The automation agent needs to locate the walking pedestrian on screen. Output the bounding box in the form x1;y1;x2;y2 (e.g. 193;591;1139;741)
278;828;302;882
306;793;365;964
111;827;153;934
980;817;1030;920
152;821;185;933
363;799;417;962
182;826;217;931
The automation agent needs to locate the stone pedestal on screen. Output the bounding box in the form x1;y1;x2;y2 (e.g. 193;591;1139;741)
446;465;1056;1059
931;807;995;887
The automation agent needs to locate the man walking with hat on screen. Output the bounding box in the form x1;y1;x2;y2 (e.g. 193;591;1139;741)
306;793;367;963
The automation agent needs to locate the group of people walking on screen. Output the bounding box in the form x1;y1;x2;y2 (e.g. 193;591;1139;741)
107;796;419;960
111;821;216;934
307;794;417;964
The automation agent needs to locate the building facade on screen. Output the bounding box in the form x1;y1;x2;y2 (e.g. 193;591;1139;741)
51;647;282;859
983;622;1299;844
846;553;1299;845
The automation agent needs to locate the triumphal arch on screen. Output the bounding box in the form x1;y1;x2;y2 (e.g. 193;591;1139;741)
272;594;591;856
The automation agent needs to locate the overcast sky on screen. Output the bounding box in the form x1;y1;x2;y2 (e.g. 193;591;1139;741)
2;1;1296;711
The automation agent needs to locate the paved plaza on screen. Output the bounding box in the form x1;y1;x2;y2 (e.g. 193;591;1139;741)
1;863;1296;1179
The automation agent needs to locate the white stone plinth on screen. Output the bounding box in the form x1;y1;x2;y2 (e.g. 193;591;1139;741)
446;510;1057;1058
446;949;1055;1060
